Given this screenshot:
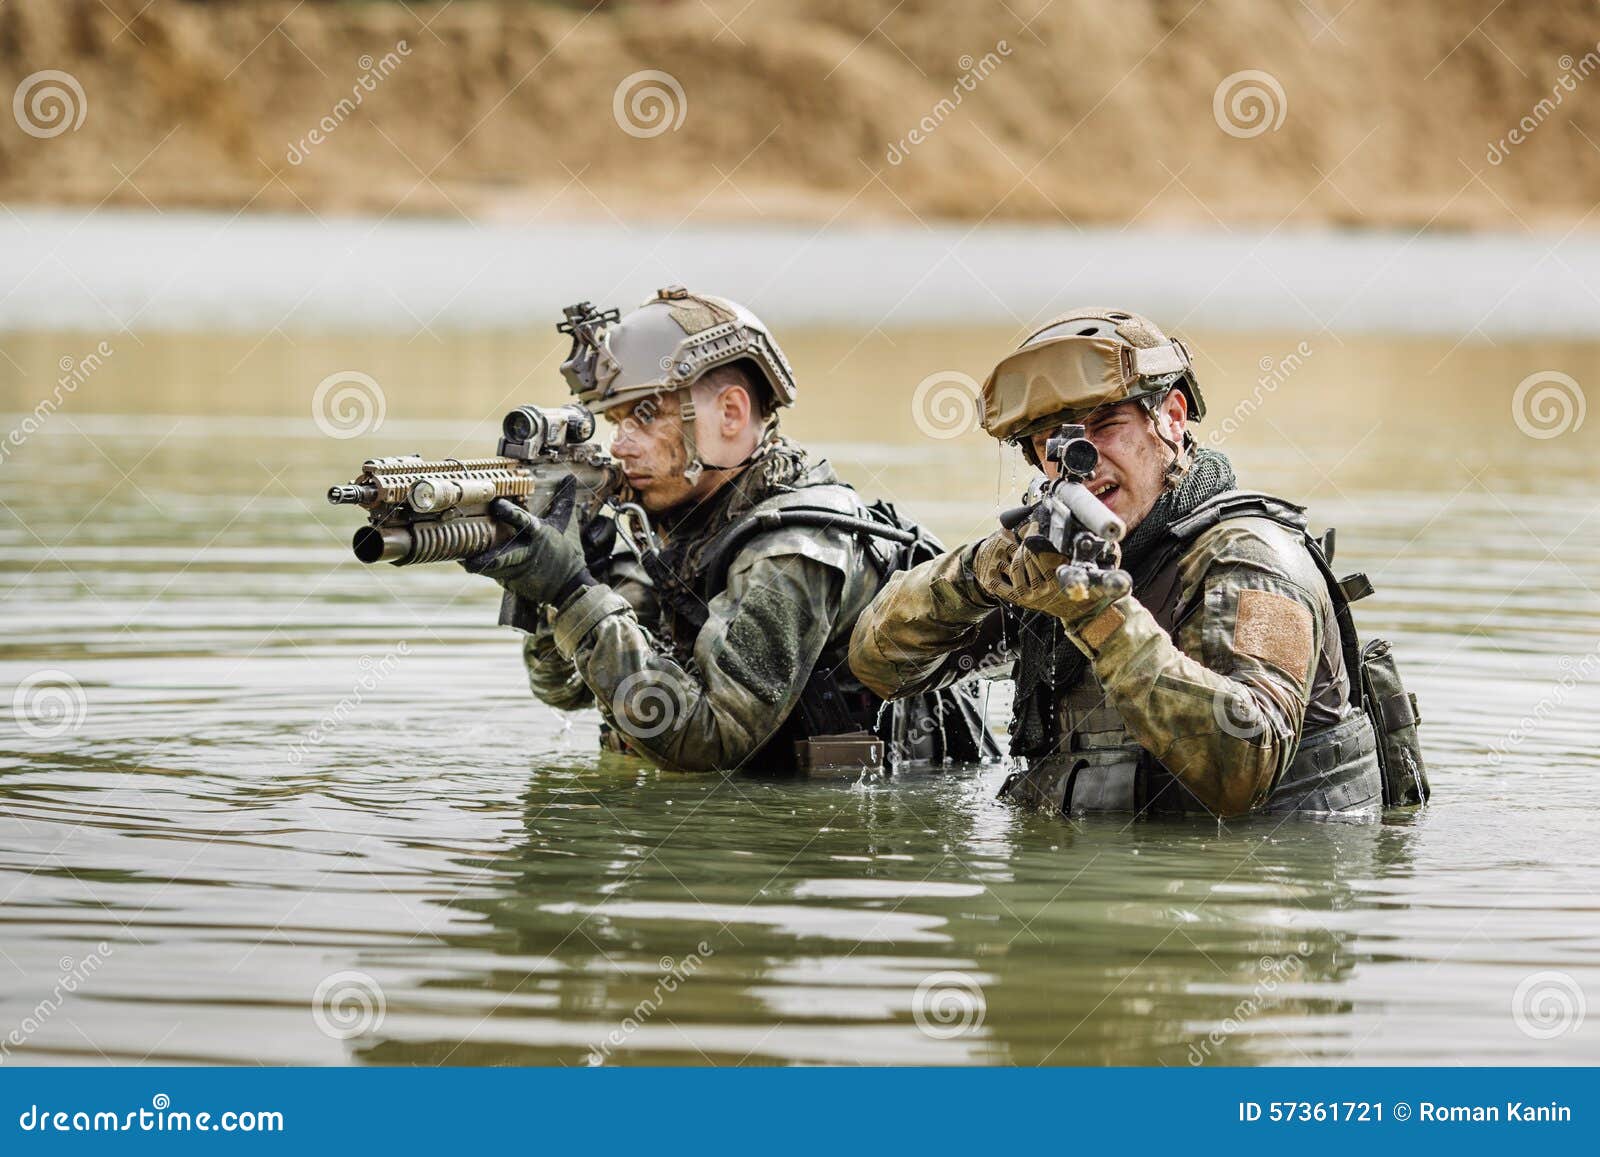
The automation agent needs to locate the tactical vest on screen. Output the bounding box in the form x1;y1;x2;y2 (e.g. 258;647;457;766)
644;473;998;774
1002;491;1385;818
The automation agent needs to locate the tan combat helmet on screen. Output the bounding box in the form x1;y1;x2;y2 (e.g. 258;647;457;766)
557;286;798;483
980;307;1206;443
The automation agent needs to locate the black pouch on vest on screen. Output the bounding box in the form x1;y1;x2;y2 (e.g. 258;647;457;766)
1358;638;1429;807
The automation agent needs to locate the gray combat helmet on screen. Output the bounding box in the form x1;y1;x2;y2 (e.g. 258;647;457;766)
559;285;798;418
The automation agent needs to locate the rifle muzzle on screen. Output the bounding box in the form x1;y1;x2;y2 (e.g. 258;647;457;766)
327;484;377;506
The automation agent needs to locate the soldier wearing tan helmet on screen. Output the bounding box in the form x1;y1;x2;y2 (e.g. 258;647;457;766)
461;286;996;773
850;308;1424;818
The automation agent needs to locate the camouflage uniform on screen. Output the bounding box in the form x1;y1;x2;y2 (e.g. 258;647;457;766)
501;284;992;773
523;435;993;773
849;488;1384;819
846;305;1389;819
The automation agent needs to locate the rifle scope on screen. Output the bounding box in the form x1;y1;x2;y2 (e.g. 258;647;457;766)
501;404;596;454
1045;424;1099;480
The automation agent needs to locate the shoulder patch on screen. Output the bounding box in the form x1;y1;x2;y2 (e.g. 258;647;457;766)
719;581;811;705
1233;588;1313;687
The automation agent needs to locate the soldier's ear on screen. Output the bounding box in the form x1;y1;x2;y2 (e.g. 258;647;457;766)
719;383;752;436
1158;387;1188;438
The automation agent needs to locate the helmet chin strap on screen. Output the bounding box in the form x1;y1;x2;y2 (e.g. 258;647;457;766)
674;387;771;485
1139;391;1192;491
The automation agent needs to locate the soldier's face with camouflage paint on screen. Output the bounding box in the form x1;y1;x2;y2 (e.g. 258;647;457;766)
1030;389;1189;531
603;386;759;513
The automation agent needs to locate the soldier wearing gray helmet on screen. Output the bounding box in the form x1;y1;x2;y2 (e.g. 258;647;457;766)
849;308;1427;818
462;285;997;774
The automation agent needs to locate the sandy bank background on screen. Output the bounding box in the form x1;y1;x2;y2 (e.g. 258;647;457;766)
1;0;1597;229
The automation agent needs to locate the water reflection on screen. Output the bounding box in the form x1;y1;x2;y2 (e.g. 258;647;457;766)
335;767;1430;1066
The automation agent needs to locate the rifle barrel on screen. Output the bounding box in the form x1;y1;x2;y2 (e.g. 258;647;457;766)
1050;483;1126;543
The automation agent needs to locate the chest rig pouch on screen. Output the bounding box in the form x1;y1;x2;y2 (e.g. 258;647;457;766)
1004;491;1427;816
1272;514;1430;810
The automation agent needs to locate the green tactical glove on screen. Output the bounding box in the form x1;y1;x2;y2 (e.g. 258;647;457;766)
975;524;1129;626
460;478;594;609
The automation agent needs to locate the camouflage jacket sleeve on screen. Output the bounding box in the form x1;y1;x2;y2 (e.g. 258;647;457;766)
521;554;655;711
1064;518;1330;817
523;623;595;709
546;547;843;772
848;542;1006;699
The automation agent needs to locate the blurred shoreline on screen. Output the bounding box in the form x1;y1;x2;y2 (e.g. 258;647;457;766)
3;207;1599;338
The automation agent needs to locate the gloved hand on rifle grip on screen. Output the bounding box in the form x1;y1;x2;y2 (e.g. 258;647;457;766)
460;476;595;609
975;520;1128;626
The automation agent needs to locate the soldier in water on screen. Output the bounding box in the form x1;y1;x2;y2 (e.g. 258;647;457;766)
849;308;1400;818
461;286;995;774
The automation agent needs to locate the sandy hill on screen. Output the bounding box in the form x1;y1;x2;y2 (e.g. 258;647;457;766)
1;0;1597;228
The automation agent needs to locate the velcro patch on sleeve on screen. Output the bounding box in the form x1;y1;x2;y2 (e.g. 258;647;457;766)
1233;588;1313;687
1078;603;1126;651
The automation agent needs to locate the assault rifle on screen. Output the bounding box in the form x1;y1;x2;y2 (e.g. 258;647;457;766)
328;403;624;618
998;423;1132;600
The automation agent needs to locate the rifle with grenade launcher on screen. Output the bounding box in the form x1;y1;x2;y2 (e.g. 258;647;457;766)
326;402;624;625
